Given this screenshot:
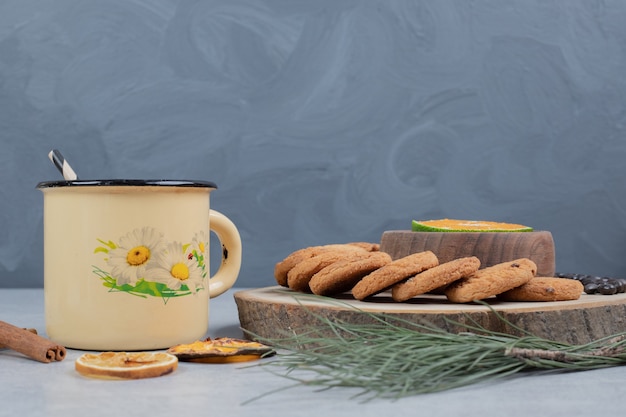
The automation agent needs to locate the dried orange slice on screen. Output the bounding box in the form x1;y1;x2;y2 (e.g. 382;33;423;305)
75;351;178;380
167;337;274;363
412;219;533;233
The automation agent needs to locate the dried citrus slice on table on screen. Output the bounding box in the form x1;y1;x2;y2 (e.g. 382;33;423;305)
75;351;178;380
412;219;533;232
167;337;275;363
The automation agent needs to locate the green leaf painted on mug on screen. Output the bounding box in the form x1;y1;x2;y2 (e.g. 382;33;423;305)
94;239;117;253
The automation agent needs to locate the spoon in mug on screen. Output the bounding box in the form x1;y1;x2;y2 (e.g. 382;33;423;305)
48;149;79;180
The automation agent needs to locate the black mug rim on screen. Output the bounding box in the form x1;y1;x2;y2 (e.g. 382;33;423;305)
36;179;218;189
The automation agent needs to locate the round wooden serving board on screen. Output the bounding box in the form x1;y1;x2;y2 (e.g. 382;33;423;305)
234;286;626;345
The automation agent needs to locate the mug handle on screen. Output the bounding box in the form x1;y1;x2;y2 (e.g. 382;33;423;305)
207;210;242;298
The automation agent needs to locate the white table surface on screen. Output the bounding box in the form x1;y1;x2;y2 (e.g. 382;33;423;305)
1;288;625;417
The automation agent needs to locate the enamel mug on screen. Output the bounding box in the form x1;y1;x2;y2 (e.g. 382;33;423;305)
37;179;242;350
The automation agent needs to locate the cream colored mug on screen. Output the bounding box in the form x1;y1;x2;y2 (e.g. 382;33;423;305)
37;179;242;351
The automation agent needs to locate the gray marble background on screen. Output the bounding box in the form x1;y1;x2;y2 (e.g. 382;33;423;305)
1;0;625;288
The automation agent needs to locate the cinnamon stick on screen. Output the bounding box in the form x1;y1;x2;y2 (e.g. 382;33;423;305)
0;327;37;348
0;321;66;363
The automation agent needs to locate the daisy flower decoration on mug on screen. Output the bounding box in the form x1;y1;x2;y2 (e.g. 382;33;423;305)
93;228;208;302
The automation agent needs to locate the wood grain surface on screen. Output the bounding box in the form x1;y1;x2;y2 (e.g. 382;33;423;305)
234;286;626;345
380;230;556;276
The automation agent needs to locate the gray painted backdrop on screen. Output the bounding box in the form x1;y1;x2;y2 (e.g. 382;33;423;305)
1;0;626;288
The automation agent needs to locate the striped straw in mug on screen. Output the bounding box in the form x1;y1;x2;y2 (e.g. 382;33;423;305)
48;149;78;181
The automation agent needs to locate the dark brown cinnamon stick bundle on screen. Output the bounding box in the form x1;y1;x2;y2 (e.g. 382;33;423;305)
0;320;66;363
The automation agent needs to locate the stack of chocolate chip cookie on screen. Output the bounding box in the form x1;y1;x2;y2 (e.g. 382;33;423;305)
274;243;583;303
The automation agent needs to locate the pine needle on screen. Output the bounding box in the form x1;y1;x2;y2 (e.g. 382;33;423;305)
246;296;626;401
